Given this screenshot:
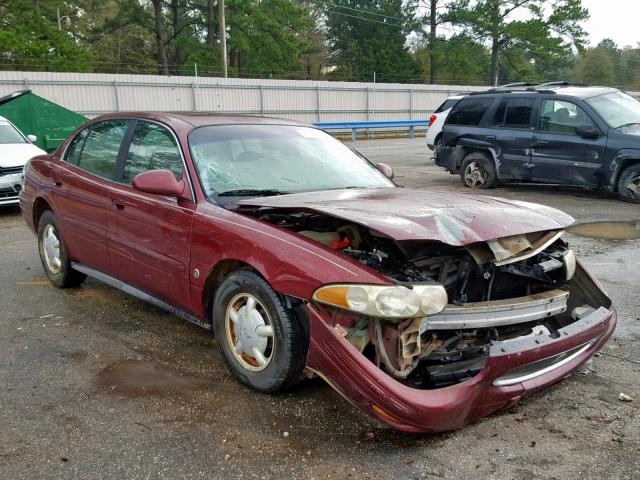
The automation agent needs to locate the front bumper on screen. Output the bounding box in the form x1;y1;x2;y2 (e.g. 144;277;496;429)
305;303;616;433
0;173;22;206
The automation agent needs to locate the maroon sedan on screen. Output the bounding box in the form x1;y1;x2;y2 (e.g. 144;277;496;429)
20;113;616;433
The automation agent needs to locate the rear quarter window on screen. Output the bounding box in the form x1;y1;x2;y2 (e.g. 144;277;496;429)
446;98;494;126
435;99;459;113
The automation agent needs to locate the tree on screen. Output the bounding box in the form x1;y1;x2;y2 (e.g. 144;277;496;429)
323;0;422;82
0;0;91;71
446;0;589;86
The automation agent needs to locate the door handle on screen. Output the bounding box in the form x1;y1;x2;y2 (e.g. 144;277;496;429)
54;180;62;187
531;140;549;147
113;199;125;210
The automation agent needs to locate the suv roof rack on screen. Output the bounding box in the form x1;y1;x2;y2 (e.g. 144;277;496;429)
468;81;593;96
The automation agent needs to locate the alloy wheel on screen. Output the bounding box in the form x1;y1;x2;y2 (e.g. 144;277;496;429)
464;161;487;188
42;224;62;274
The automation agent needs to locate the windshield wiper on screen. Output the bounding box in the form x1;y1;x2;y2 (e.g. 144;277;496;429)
614;122;640;130
217;188;288;197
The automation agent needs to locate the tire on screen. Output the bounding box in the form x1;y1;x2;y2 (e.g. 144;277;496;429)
37;211;86;288
617;166;640;203
460;152;497;189
433;135;444;161
212;270;308;393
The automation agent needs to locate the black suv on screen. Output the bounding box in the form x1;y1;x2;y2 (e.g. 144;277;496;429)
436;82;640;203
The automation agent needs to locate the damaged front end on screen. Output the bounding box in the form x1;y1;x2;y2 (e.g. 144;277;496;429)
237;204;615;431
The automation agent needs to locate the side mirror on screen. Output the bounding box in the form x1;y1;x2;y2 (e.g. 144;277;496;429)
27;134;37;143
132;169;188;198
575;124;599;139
376;162;394;179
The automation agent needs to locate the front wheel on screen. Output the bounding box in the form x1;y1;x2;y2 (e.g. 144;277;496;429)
37;211;86;288
460;152;497;189
617;166;640;203
212;271;308;393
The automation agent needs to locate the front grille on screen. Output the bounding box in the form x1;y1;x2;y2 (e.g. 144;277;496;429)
493;341;594;386
0;185;21;199
0;166;24;176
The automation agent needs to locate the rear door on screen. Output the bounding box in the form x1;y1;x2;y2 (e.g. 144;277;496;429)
531;98;607;185
108;120;196;312
52;119;130;274
487;96;535;180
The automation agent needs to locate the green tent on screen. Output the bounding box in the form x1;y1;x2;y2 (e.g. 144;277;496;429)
0;90;88;152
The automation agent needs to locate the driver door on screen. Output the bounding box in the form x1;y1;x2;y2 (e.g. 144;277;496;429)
531;98;607;185
108;120;196;312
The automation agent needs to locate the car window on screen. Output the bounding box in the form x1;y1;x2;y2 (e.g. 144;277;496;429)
73;120;128;179
491;98;534;129
0;121;26;144
446;98;493;126
539;99;594;134
122;121;183;184
435;98;459;113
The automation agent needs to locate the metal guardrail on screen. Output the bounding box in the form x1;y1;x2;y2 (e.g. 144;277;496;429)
313;119;429;142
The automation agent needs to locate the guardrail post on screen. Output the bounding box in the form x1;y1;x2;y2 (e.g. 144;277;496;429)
352;128;357;142
409;126;414;140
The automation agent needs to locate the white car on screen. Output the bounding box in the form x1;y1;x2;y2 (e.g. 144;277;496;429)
426;94;466;160
0;116;46;206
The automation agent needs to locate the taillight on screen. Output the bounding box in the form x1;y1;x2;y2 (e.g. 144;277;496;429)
429;114;437;125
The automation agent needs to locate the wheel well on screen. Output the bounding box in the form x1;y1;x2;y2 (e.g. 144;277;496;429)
33;198;52;228
202;259;257;320
457;147;492;169
614;159;640;192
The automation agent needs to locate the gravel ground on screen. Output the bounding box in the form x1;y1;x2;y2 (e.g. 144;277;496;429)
1;137;639;479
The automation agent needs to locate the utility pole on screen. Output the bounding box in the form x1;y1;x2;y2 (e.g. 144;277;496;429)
218;0;228;78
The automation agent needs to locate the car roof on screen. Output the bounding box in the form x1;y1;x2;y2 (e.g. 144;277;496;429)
91;111;310;129
466;83;620;100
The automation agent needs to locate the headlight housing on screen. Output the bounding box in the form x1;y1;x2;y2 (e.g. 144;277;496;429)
313;283;448;319
562;249;576;281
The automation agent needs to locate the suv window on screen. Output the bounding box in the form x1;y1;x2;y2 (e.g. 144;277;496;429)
435;98;459;113
447;98;493;126
491;97;534;129
69;120;128;179
539;99;594;134
122;121;183;184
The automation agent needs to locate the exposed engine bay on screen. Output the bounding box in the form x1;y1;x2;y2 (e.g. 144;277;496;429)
238;206;611;390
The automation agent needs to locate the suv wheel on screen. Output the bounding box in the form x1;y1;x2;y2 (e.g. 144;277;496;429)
460;152;497;189
37;211;86;288
617;166;640;203
212;270;308;393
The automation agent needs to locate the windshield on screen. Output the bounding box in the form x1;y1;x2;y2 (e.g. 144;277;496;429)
189;125;394;198
0;122;26;144
586;91;640;129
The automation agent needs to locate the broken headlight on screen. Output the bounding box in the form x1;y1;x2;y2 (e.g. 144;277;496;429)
562;249;576;281
313;284;448;319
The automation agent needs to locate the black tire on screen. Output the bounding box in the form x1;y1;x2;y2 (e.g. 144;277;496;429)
433;135;444;161
212;270;308;393
460;152;497;189
37;211;86;288
617;166;640;203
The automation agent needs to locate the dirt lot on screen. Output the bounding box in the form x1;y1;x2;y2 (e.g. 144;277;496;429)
1;138;639;479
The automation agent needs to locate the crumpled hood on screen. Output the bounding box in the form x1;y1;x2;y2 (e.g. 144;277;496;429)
0;143;46;168
235;188;574;246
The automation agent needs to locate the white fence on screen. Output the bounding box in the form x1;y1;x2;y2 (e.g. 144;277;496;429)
0;71;489;122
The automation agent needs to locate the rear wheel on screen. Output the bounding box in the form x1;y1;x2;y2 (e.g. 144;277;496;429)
212;270;308;393
433;135;444;161
460;152;497;189
617;166;640;203
37;211;86;288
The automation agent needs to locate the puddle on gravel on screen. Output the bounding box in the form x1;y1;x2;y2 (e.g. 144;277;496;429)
566;221;640;240
96;360;207;397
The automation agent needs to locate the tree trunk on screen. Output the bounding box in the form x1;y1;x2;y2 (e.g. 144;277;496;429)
207;0;216;48
171;0;185;72
151;0;169;75
490;36;500;86
429;0;437;84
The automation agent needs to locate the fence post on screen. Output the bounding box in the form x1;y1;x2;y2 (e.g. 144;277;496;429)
408;89;413;120
259;85;264;116
315;85;320;122
366;87;370;121
113;80;120;112
191;82;198;112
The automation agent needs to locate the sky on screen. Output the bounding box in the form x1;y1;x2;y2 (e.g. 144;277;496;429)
582;0;639;47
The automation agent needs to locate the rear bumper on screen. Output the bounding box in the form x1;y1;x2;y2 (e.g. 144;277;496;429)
305;304;616;433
